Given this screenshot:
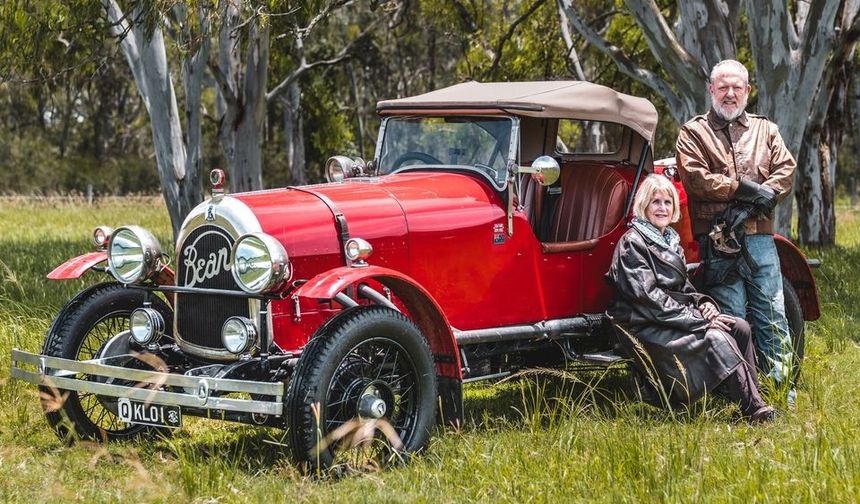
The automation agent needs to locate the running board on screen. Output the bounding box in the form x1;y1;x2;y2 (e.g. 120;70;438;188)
573;350;627;366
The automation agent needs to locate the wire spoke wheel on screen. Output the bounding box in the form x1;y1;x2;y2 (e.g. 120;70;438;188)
41;283;173;442
75;310;134;433
285;306;437;472
325;338;420;455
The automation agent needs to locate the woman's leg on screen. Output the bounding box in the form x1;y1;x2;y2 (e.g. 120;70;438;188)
729;317;757;369
718;320;772;419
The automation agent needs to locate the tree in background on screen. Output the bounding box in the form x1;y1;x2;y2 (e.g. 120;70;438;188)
3;0;859;247
558;0;860;245
1;0;394;237
100;0;203;237
0;1;162;195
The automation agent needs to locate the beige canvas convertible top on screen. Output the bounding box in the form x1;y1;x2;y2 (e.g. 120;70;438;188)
377;80;658;143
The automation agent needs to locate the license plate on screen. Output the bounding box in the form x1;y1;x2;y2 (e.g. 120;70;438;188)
117;398;182;428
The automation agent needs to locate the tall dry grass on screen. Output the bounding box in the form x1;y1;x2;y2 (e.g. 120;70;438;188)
1;197;859;502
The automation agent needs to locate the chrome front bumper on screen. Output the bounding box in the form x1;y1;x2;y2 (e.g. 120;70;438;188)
11;349;284;417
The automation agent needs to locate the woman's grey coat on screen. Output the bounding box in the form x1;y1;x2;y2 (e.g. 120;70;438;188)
606;227;743;404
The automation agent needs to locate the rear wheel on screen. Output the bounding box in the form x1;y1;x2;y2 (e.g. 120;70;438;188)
41;283;173;442
285;306;437;471
783;277;805;383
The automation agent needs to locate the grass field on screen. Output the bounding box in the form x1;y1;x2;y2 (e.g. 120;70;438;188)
1;196;859;503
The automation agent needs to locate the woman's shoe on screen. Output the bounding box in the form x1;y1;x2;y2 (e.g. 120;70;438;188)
749;405;776;423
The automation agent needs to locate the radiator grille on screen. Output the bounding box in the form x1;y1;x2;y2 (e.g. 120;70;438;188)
175;225;249;350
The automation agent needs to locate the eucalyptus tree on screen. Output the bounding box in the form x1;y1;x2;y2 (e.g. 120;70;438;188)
559;0;860;245
266;0;397;185
99;1;394;232
100;0;204;237
0;0;154;193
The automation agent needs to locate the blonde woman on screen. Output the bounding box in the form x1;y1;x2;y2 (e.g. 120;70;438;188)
606;174;773;421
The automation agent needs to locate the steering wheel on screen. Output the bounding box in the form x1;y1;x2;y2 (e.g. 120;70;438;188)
391;151;443;169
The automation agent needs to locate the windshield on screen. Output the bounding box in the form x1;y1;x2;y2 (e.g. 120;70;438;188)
376;116;516;189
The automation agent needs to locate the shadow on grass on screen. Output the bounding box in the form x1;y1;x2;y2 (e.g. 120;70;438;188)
153;427;289;473
461;365;732;433
141;427;303;493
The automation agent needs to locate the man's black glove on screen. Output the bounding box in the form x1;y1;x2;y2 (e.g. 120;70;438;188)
734;179;778;216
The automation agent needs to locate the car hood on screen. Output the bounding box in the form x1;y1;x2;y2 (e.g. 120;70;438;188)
232;172;500;263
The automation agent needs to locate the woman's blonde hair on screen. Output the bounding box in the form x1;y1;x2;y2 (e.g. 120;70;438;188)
632;174;681;223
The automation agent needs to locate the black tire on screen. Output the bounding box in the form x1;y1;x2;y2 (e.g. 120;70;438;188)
41;282;173;442
783;277;805;383
285;306;437;471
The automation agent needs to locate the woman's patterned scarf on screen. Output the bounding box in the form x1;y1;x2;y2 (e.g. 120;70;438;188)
632;217;680;251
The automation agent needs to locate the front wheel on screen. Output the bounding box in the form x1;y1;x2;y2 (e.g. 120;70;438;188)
285;306;438;471
41;283;173;442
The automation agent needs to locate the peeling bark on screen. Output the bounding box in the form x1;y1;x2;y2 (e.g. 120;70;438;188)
675;1;740;70
212;6;268;193
102;0;198;238
560;0;860;244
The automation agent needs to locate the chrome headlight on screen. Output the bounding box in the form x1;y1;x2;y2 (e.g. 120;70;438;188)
325;156;350;182
222;316;258;355
325;156;366;183
129;307;165;346
230;233;290;294
107;226;164;284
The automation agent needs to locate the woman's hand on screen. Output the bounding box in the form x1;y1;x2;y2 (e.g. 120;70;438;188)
699;301;720;321
708;314;736;332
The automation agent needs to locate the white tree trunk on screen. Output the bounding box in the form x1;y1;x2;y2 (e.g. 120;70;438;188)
178;4;208;216
674;1;741;70
745;0;842;237
103;0;196;238
213;6;268;193
232;20;268;192
561;0;859;244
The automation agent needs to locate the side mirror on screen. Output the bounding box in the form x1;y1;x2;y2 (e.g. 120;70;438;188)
517;155;560;186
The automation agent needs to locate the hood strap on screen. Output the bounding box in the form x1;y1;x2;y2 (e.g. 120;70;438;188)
288;186;351;264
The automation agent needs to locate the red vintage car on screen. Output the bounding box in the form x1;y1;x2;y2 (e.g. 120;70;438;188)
11;81;819;468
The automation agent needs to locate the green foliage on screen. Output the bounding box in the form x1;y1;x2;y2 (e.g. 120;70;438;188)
1;199;860;501
452;0;567;81
0;122;160;196
0;0;854;209
305;74;358;173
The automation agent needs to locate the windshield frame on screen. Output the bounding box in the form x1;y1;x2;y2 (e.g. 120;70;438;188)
374;115;520;191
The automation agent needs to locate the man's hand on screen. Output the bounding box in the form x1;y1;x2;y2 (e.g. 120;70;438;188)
708;314;736;332
734;179;778;216
699;301;720;321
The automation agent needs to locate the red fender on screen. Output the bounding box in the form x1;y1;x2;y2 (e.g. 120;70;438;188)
295;265;462;380
774;234;821;321
47;252;176;283
47;252;108;280
46;252;176;307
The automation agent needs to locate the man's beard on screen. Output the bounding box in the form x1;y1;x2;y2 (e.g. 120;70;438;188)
713;96;747;121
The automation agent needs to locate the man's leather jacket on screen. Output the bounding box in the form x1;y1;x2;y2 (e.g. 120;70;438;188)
675;109;796;235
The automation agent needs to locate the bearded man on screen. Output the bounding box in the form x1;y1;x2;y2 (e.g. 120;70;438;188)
675;59;797;403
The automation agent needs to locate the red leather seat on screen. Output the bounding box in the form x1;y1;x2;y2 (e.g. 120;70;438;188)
543;164;628;251
517;173;544;231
